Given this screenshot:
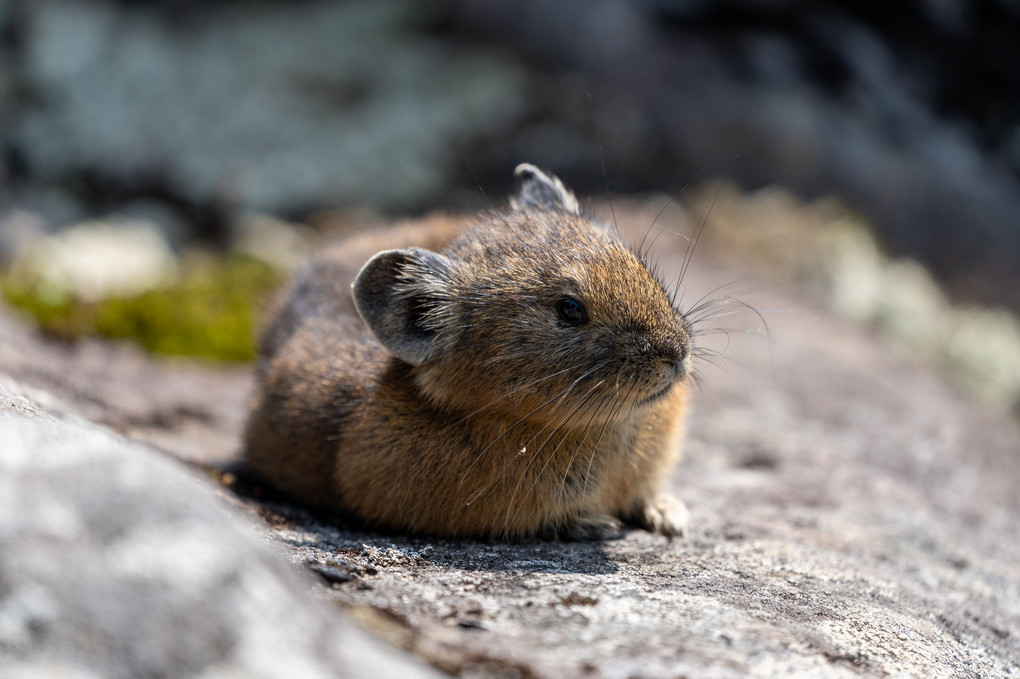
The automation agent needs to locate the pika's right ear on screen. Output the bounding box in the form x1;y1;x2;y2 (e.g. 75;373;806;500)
510;163;581;215
352;248;453;366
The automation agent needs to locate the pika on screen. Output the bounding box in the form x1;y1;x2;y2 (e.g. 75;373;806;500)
243;164;694;540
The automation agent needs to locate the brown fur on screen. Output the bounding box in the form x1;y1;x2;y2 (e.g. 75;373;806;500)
243;165;694;539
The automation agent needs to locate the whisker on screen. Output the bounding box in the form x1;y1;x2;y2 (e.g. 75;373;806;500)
481;351;552;366
674;183;723;308
452;360;594;426
502;377;610;537
588;91;619;239
459;360;613;505
637;198;675;261
577;377;642;517
694;348;762;379
544;377;628;525
465;154;512;232
682;279;758;317
686;298;760;326
685;295;771;336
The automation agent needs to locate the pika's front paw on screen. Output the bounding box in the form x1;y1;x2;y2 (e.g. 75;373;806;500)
631;494;690;537
559;513;624;540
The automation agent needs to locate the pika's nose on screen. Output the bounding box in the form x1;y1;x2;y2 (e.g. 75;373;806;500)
663;341;687;362
649;332;691;376
651;329;689;360
672;352;692;380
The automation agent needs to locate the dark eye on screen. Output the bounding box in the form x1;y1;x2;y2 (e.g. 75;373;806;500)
556;296;589;326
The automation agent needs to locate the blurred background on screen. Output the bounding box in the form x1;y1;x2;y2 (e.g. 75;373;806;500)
1;0;1019;409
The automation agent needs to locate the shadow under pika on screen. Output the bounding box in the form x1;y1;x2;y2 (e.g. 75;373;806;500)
219;460;621;576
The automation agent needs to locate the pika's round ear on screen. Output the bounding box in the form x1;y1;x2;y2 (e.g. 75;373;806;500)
510;163;580;215
352;248;453;366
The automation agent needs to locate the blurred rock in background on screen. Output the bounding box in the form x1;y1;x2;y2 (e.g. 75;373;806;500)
0;0;525;243
1;0;1018;313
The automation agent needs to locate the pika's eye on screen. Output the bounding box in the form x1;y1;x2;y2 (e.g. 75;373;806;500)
556;296;589;326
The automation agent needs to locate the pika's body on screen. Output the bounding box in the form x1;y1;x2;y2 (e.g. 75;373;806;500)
244;165;693;539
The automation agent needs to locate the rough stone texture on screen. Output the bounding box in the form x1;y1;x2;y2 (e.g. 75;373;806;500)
0;305;251;465
0;378;442;679
1;204;1019;677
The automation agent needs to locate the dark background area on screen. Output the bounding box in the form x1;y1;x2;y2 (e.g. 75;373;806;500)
1;0;1018;311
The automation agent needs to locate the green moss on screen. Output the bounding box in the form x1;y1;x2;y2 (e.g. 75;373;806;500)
2;253;283;362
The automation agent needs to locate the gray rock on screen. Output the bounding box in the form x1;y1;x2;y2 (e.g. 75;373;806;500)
0;306;251;466
6;0;523;216
0;379;441;679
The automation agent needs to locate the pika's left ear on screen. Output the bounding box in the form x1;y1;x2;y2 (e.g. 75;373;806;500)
510;163;580;215
352;248;453;366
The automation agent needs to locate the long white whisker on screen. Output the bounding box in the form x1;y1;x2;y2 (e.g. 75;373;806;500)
502;378;610;538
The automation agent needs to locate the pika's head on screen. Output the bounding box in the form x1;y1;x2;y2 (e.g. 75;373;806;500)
353;164;693;424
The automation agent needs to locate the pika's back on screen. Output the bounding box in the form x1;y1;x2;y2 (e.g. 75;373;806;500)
244;164;695;539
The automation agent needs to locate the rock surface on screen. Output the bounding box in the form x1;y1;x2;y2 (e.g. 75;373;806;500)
0;305;251;465
0;377;442;679
1;205;1019;677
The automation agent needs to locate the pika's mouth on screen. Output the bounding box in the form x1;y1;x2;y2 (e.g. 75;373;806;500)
641;383;675;405
639;356;691;405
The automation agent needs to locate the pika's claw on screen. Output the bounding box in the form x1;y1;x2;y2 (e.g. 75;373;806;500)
560;513;624;540
631;494;690;537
